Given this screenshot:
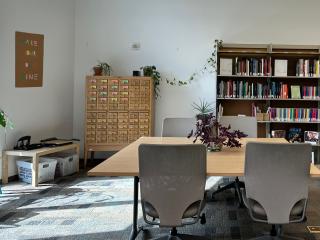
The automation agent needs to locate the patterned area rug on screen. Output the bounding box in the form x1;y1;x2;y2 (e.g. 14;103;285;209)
0;174;320;240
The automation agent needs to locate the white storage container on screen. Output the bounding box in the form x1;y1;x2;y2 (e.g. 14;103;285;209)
44;152;78;177
16;158;57;184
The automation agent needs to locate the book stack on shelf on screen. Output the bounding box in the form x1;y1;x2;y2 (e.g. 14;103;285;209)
216;43;320;139
218;80;269;98
302;86;320;99
270;82;288;98
268;108;320;122
234;57;272;76
218;81;320;100
296;59;320;77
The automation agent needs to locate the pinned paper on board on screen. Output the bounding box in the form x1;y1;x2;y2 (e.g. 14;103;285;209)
15;31;44;87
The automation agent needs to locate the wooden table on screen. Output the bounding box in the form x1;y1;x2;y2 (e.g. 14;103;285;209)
2;143;80;187
88;137;320;240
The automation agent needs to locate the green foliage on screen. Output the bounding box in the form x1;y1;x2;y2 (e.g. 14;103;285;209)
141;65;189;98
141;66;161;98
189;39;223;81
0;110;13;129
192;99;215;115
97;61;111;76
0;110;5;128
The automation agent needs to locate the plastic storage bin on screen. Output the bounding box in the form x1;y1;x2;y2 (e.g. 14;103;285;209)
44;152;78;177
16;158;57;184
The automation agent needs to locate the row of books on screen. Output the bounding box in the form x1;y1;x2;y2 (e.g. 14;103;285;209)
296;59;320;77
217;80;269;98
270;82;288;98
218;80;320;99
234;57;272;76
268;107;320;122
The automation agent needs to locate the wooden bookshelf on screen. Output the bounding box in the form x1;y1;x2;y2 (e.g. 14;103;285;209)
84;76;154;168
216;43;320;142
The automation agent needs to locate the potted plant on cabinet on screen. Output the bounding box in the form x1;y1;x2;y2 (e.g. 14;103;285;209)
93;62;111;76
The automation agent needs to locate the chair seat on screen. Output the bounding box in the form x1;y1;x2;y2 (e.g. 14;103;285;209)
251;200;304;218
242;190;304;219
144;200;204;219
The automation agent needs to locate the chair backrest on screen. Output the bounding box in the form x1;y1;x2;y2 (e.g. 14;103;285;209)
219;116;257;137
161;117;195;137
245;142;311;224
139;144;207;227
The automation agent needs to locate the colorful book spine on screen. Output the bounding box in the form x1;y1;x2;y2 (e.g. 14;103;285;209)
269;108;320;122
296;59;320;77
234;57;271;76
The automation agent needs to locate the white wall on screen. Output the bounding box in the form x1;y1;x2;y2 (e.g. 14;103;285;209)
73;0;320;155
2;0;320;167
0;0;75;178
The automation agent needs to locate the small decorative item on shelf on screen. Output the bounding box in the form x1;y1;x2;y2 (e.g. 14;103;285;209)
188;99;247;151
304;131;319;145
93;65;102;76
132;70;141;76
288;128;302;143
93;61;111;76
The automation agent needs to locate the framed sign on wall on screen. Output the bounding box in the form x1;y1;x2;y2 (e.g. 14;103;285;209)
15;31;44;87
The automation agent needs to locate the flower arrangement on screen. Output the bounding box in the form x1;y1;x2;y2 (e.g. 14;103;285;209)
188;100;247;150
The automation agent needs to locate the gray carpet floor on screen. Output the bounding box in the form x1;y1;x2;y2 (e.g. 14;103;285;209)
0;174;320;240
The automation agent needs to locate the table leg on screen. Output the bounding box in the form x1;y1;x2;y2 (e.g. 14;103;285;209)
129;176;139;240
84;147;88;170
2;152;8;184
31;155;39;187
75;145;80;173
90;151;94;162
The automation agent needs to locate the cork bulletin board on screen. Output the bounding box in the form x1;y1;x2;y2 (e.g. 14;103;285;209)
15;31;44;87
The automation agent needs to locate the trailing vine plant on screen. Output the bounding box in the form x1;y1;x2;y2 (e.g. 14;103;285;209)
141;39;223;98
141;66;188;98
188;39;223;82
0;110;13;129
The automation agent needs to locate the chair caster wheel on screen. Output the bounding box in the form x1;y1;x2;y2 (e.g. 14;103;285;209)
200;213;206;224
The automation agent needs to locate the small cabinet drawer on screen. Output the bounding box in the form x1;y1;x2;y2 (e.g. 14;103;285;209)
120;79;129;85
108;79;119;86
97;112;107;119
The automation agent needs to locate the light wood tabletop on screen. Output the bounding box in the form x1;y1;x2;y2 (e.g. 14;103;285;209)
88;137;320;178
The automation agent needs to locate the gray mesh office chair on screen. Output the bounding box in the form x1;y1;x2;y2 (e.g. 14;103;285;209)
212;116;257;206
161;117;195;138
139;144;207;238
243;142;311;239
161;117;217;192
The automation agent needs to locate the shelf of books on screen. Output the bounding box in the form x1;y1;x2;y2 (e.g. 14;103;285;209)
217;43;320;153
